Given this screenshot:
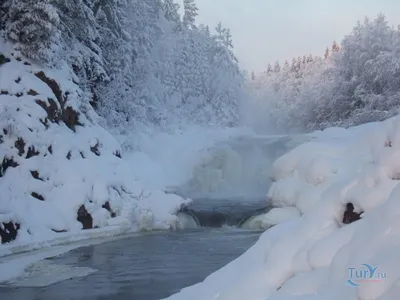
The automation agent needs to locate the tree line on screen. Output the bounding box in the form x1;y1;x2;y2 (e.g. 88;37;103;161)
0;0;244;140
250;14;400;132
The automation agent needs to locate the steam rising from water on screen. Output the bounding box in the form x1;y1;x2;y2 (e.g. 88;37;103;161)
174;134;307;199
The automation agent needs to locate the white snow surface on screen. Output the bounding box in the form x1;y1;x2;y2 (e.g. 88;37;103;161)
0;42;189;253
166;117;400;300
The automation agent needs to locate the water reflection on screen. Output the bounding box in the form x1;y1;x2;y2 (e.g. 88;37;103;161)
0;229;260;300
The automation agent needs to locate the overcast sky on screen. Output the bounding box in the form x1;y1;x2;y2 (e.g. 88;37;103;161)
188;0;400;72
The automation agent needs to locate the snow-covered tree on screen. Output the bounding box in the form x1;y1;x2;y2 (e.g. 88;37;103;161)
3;0;60;61
1;0;245;137
251;14;400;132
319;13;399;126
182;0;198;29
215;22;233;49
331;40;340;53
324;47;330;59
273;61;281;73
282;60;290;72
56;0;108;82
198;24;211;36
162;0;180;24
267;64;273;74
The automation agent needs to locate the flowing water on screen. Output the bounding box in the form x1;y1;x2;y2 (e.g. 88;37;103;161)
0;199;268;300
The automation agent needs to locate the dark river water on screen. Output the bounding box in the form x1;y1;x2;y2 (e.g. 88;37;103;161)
0;199;266;300
0;228;261;300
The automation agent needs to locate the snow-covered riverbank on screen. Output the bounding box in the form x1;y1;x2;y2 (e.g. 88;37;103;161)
0;41;191;251
167;117;400;300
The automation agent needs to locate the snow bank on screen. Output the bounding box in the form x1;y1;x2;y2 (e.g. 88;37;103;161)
0;41;189;251
240;207;301;230
166;116;400;300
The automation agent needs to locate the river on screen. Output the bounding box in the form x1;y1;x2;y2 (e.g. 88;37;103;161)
0;199;266;300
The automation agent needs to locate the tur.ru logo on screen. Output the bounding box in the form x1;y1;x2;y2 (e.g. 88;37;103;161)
346;264;386;287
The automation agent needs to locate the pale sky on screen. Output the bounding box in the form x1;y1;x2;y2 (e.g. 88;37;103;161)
188;0;400;72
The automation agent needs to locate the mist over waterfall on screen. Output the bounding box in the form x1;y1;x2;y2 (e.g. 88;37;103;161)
165;133;308;200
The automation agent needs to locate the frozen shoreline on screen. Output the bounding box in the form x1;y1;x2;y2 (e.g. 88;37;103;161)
0;230;147;283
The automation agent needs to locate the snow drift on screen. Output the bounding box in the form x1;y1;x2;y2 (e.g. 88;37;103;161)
0;41;189;250
166;117;400;300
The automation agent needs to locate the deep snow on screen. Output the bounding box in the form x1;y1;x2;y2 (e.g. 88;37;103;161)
165;117;400;300
0;41;189;252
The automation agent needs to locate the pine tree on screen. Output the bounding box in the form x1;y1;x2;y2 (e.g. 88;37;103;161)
199;24;211;36
162;0;180;24
4;0;60;61
56;0;108;83
307;54;314;63
324;47;330;59
267;64;273;74
215;22;233;49
296;56;302;70
0;0;8;30
291;58;296;72
95;0;131;66
251;71;256;80
332;40;340;53
283;60;290;71
274;61;281;73
183;0;198;29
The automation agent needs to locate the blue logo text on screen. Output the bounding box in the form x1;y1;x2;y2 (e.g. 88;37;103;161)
346;264;386;287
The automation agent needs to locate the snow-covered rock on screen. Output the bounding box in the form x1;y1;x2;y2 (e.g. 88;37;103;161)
0;41;188;249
